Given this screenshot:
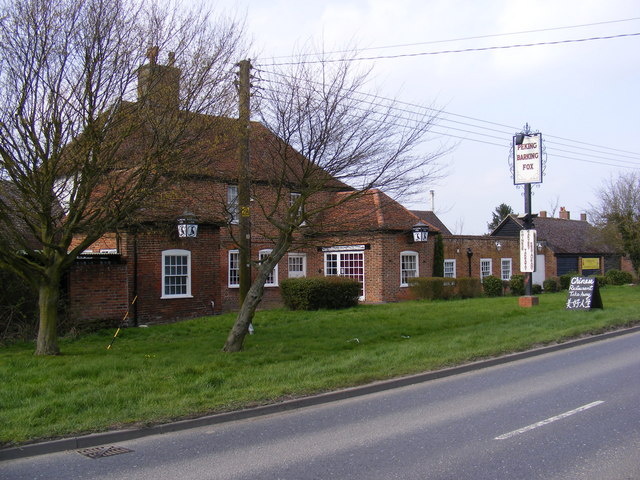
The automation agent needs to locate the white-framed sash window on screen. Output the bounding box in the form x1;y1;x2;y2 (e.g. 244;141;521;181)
444;259;456;278
162;249;191;298
228;249;240;288
259;249;278;287
227;185;239;224
480;258;492;280
501;258;513;281
288;253;307;278
400;251;419;286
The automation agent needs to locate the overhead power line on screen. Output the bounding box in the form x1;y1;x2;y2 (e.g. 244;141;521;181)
254;70;640;170
260;16;640;61
258;32;640;66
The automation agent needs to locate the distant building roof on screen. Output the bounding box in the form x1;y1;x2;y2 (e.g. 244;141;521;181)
410;210;451;235
491;213;614;255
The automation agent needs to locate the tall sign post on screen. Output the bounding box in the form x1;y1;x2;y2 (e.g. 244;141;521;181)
513;124;542;306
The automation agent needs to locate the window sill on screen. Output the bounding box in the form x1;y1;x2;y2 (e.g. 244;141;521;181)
161;294;193;300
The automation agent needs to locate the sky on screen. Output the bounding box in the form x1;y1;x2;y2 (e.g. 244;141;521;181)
216;0;640;235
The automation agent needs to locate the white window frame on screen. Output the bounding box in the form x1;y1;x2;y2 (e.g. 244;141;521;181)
259;249;278;287
289;192;305;225
480;258;492;280
288;253;307;278
228;249;240;288
54;177;73;214
444;259;456;278
400;251;419;287
324;250;365;300
501;258;513;281
161;249;192;299
227;184;239;224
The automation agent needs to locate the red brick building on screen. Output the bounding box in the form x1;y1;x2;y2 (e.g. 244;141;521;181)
490;209;623;283
66;57;631;328
68;191;439;325
67;57;440;326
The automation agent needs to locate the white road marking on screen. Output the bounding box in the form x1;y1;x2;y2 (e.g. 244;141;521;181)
495;400;605;440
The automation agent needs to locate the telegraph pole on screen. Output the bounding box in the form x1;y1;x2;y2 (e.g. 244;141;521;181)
238;60;251;306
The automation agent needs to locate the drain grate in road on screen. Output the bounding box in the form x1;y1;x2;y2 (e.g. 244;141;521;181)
77;445;133;459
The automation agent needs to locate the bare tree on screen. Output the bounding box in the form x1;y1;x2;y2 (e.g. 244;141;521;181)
548;195;560;218
590;172;640;277
222;52;446;352
0;0;246;355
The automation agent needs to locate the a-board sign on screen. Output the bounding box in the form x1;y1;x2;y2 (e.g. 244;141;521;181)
565;277;603;310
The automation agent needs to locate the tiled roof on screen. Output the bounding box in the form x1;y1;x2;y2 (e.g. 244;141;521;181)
110;111;349;189
312;189;440;234
79;95;427;236
97;111;351;225
492;214;614;254
410;210;452;235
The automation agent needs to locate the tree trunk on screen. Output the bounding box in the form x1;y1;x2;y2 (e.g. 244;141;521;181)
222;233;292;352
222;279;265;352
35;278;61;356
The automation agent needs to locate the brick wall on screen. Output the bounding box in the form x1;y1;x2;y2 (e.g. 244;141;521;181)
216;239;287;313
123;225;220;324
442;236;521;279
379;232;435;302
68;259;128;325
621;255;636;276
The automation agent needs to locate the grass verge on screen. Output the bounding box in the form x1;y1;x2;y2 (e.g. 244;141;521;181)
1;285;639;447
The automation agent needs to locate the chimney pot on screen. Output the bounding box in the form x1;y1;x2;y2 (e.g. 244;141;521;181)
559;207;570;220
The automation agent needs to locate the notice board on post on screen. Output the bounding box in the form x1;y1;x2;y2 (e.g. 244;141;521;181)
565;277;603;310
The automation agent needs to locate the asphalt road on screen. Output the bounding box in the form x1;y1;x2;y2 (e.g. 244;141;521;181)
4;330;640;479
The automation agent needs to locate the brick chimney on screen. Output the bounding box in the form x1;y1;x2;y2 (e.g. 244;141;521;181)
580;213;587;222
559;207;570;220
137;48;180;111
539;210;547;218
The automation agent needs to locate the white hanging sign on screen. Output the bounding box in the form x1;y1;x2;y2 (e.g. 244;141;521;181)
513;133;542;185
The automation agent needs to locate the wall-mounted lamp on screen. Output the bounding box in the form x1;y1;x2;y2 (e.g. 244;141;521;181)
495;240;502;251
411;222;430;243
177;210;198;238
537;241;544;252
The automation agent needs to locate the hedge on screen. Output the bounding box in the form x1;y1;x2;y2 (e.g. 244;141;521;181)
509;275;525;296
543;277;560;292
559;272;578;290
409;277;482;300
482;275;503;297
280;277;360;310
605;269;634;285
